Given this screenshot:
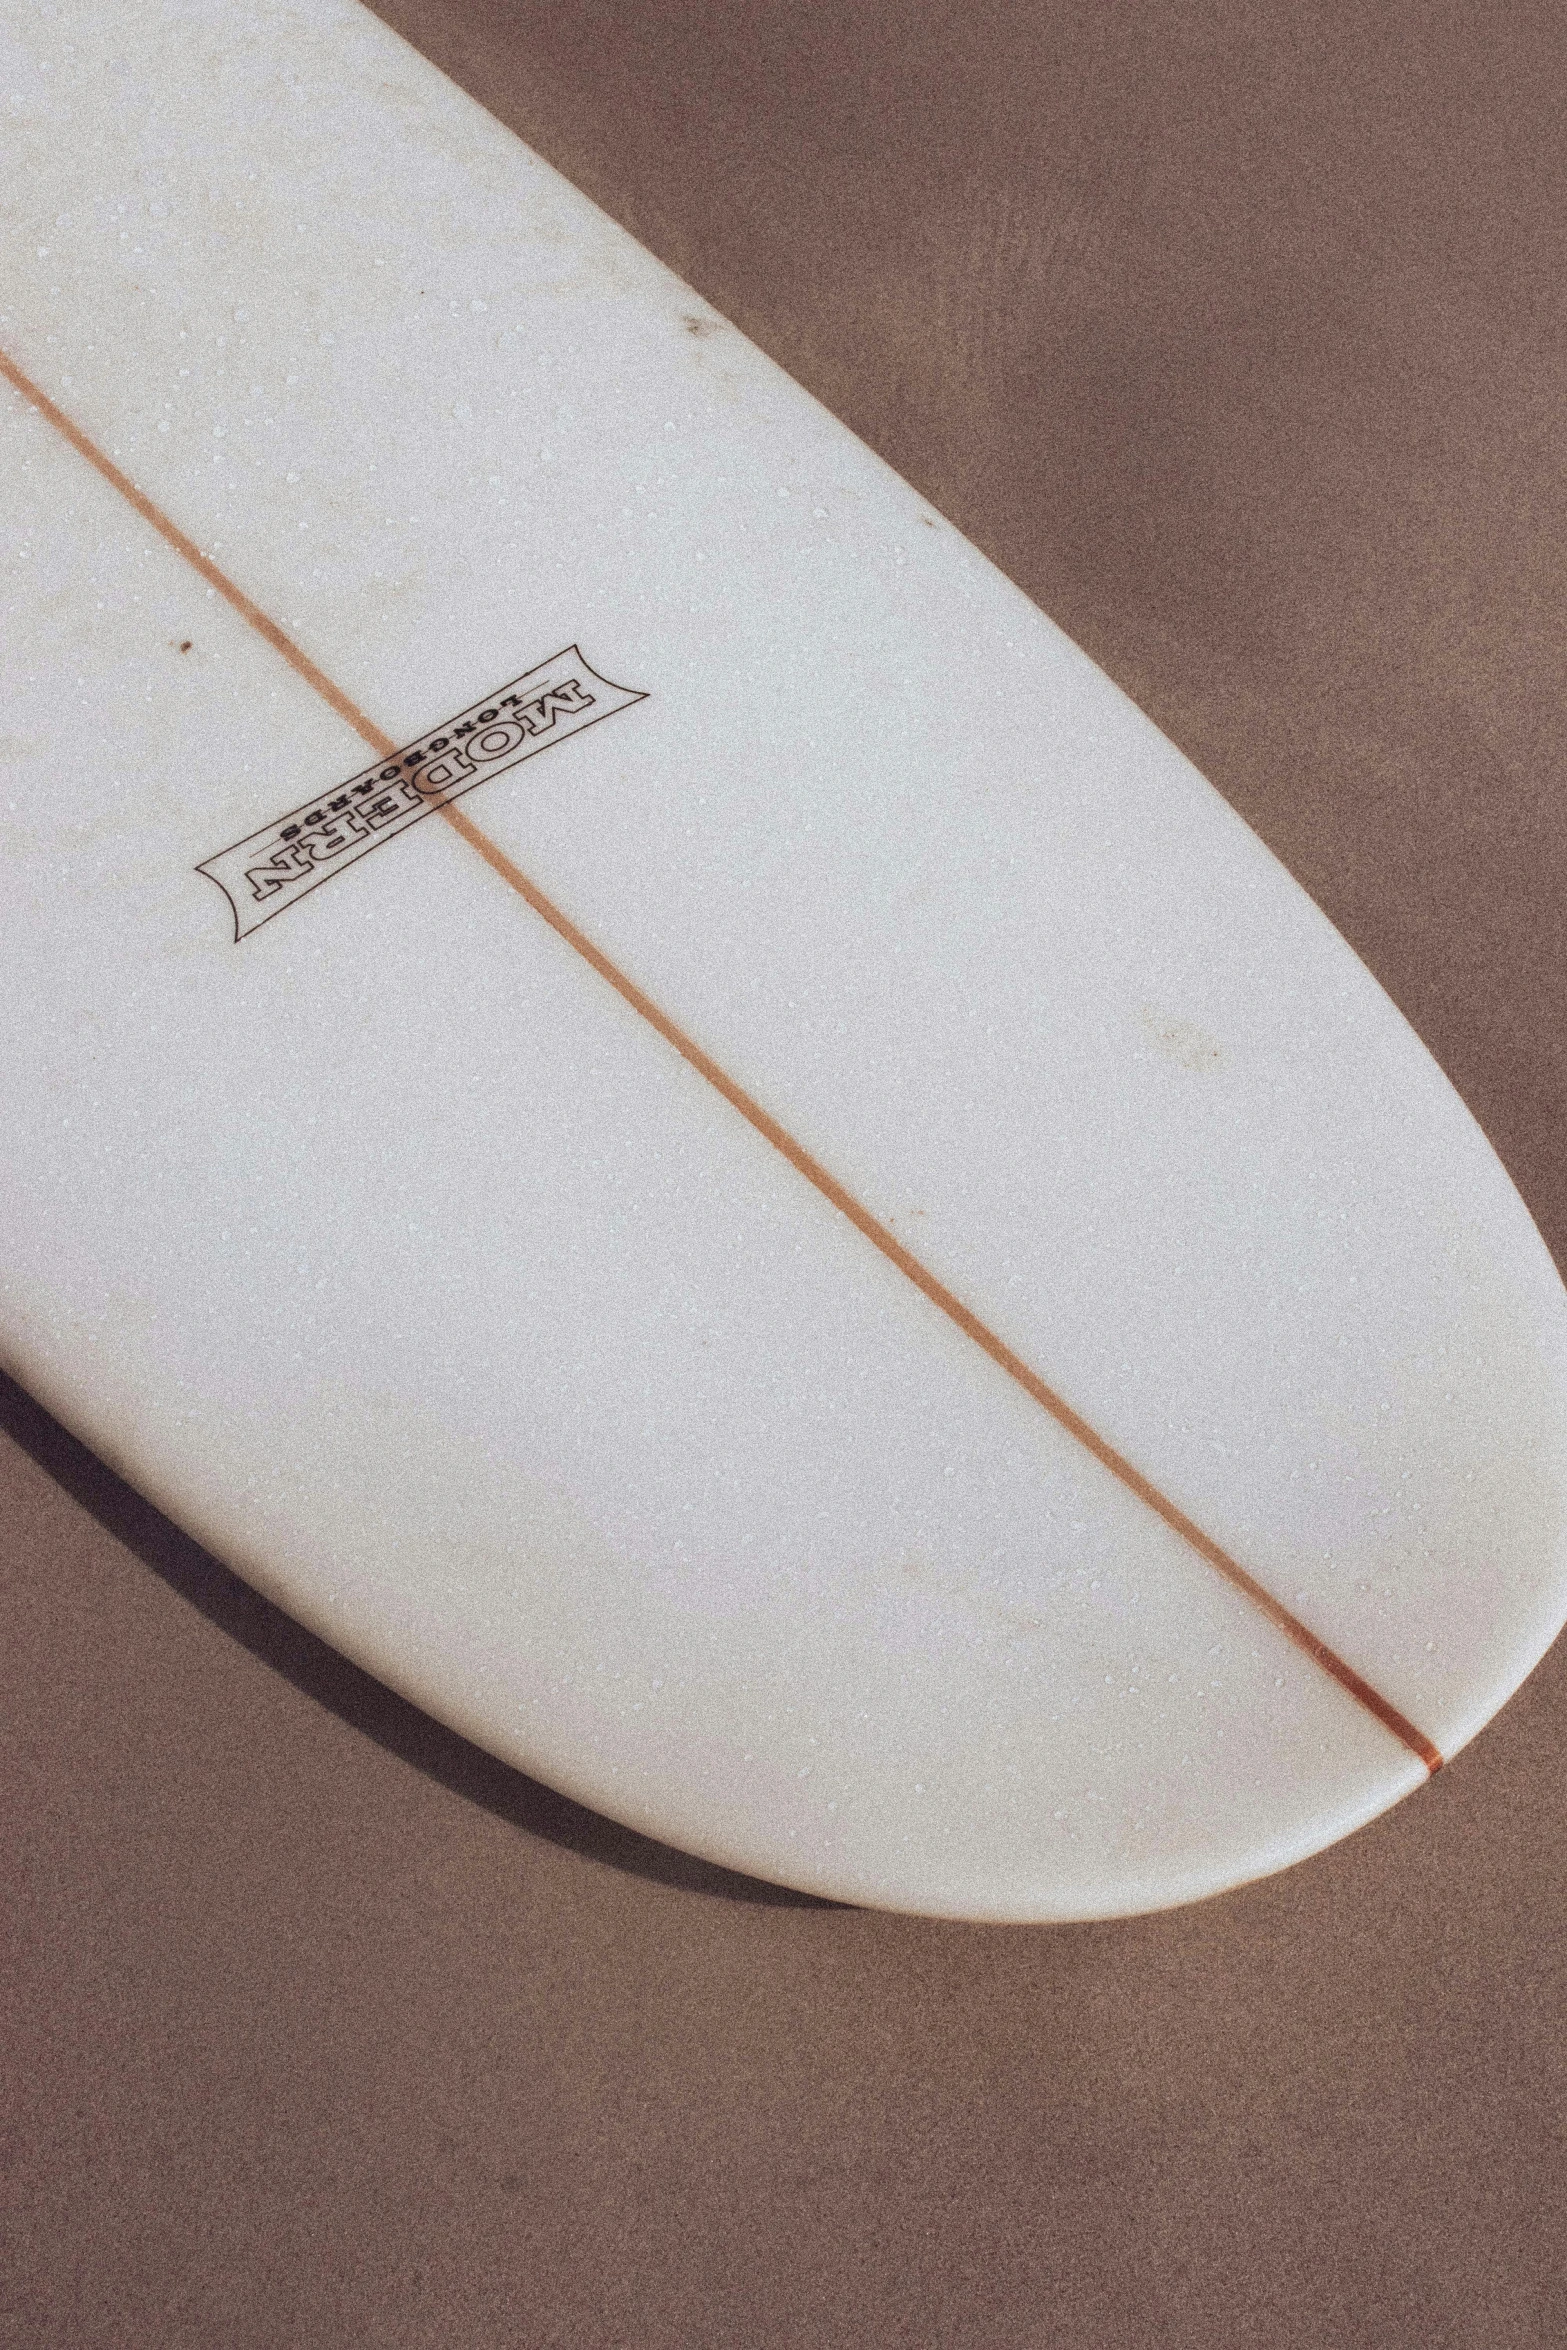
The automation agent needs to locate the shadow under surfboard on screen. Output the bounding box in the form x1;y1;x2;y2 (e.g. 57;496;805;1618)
0;1369;836;1912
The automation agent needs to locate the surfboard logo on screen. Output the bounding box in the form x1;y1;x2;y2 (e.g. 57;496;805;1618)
197;646;647;939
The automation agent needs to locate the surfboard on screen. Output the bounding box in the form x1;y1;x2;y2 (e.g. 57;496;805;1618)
3;0;1566;1922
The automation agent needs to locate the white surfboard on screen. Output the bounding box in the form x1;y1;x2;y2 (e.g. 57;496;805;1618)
3;0;1565;1921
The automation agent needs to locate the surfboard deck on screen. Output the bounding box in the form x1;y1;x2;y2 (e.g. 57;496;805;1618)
3;0;1566;1920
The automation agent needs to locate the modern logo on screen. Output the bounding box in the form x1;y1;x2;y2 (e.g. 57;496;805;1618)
197;646;646;939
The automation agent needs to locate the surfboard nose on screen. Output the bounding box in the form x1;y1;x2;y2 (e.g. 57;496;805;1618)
3;0;1565;1919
